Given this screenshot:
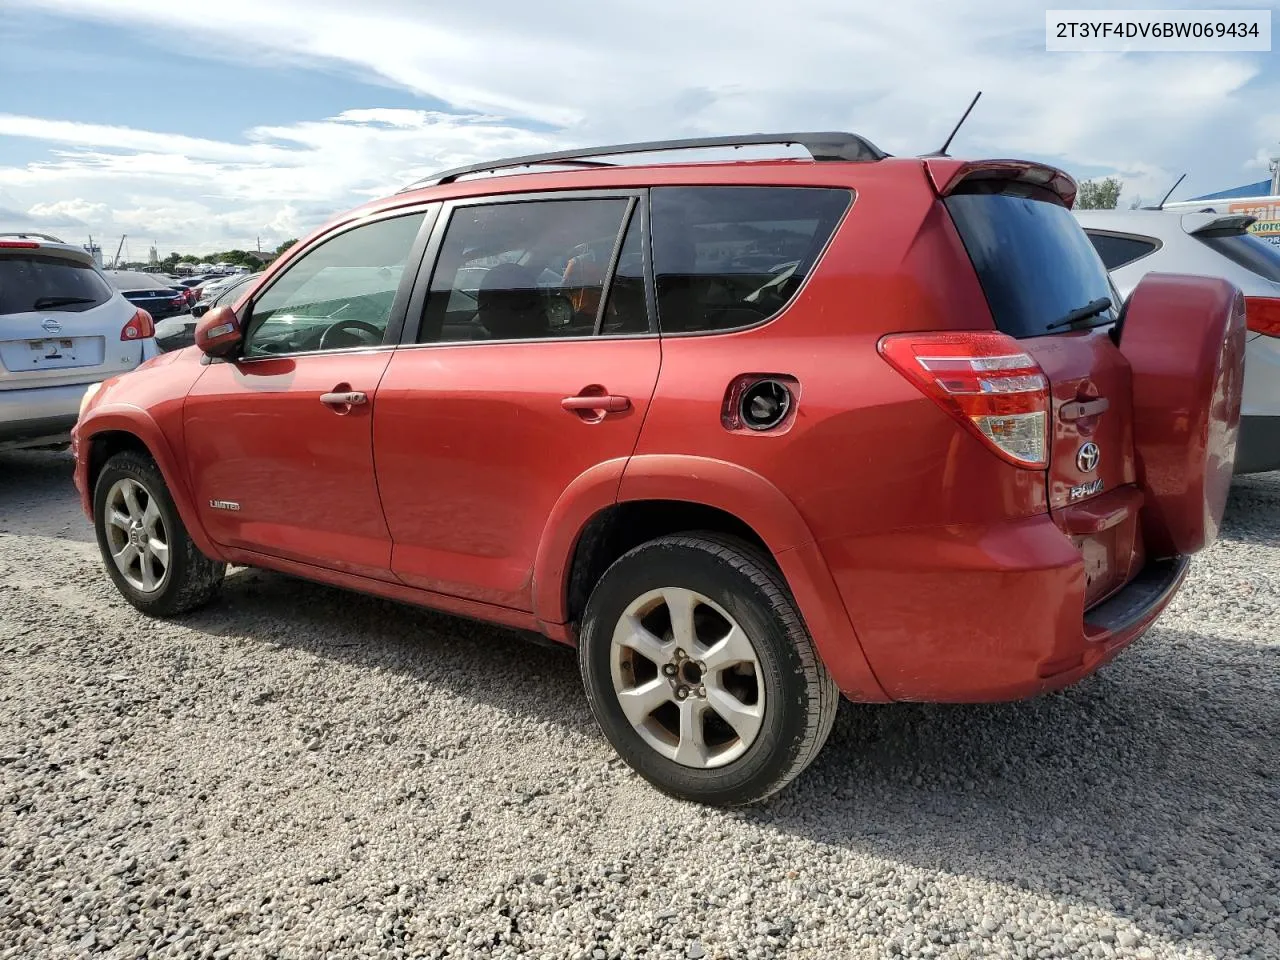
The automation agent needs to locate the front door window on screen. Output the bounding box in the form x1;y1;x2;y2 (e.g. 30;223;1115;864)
243;213;426;357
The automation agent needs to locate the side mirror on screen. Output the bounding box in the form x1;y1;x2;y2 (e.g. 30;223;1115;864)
194;305;243;358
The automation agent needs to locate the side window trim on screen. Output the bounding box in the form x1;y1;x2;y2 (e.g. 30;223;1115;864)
235;204;438;360
398;187;653;346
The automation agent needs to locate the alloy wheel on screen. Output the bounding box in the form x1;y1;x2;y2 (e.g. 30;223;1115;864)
609;587;766;769
102;478;170;593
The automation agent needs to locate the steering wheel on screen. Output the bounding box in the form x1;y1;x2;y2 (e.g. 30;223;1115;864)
318;319;383;351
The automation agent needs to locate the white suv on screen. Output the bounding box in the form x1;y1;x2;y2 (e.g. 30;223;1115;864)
1;233;159;449
1076;209;1280;474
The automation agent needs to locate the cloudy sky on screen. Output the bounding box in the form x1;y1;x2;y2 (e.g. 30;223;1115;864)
1;0;1277;257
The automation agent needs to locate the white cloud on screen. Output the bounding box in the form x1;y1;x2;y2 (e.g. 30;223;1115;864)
0;109;560;252
2;0;1278;251
24;198;110;225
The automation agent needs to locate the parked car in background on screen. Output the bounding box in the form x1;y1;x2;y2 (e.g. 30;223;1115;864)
192;272;259;318
1;233;157;449
103;270;189;321
154;272;261;352
1077;208;1280;474
151;276;199;310
74;135;1245;805
172;275;212;301
196;273;252;303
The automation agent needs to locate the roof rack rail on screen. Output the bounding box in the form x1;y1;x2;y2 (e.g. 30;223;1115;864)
399;131;886;192
0;231;65;243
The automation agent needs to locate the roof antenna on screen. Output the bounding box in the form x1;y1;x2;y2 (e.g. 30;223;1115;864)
929;91;982;158
1152;172;1187;210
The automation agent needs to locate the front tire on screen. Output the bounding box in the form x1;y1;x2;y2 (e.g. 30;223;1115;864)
578;533;838;805
93;450;225;616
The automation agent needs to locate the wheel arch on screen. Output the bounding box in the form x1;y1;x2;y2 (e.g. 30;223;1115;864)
80;407;224;562
531;454;889;702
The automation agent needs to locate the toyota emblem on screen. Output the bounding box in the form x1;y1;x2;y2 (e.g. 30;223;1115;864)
41;317;62;335
1076;441;1100;473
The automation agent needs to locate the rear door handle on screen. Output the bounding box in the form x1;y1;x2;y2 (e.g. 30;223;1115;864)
320;391;367;406
1060;397;1109;421
561;394;630;413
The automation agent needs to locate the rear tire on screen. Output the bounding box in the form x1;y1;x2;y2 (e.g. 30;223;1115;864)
578;532;838;805
93;451;225;616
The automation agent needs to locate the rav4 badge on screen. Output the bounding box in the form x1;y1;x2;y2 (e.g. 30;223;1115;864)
1069;478;1104;501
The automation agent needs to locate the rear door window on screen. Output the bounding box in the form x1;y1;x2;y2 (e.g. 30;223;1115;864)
1085;231;1160;271
1196;231;1280;283
0;255;113;314
946;191;1117;338
650;186;851;334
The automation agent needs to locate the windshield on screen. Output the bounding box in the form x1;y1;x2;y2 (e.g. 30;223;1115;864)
946;191;1118;338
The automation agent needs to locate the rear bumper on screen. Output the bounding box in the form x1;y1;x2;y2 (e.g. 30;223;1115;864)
1234;415;1280;474
819;495;1186;702
0;381;95;445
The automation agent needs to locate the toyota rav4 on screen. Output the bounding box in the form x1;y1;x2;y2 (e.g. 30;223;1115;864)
73;134;1246;805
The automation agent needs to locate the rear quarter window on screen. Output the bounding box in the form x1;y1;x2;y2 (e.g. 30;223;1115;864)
946;191;1117;338
1084;231;1160;271
0;255;114;314
650;186;851;334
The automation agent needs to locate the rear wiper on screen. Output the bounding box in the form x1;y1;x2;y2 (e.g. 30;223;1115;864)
32;296;96;309
1045;296;1112;331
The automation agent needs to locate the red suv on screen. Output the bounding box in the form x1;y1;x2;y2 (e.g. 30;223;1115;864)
73;133;1246;805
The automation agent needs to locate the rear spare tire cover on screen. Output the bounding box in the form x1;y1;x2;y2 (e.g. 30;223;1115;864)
1119;273;1246;558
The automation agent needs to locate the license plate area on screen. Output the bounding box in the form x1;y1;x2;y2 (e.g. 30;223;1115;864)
1;335;105;372
1054;484;1146;613
28;338;78;364
1073;528;1121;607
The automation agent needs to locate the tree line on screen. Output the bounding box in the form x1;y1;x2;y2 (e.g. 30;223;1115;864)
152;239;298;273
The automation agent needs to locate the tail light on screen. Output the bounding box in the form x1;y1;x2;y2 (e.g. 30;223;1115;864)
121;308;155;341
0;240;39;249
879;331;1050;468
1245;297;1280;337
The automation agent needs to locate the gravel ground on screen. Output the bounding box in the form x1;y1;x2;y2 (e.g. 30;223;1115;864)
1;449;1277;960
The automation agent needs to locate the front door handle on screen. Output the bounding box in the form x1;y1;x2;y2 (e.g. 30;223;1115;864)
320;390;367;406
1060;397;1109;421
561;394;630;413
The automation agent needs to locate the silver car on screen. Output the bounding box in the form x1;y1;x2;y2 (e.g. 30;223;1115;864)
1;233;159;449
1076;209;1280;474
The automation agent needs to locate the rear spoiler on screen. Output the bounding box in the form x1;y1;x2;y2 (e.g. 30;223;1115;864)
924;158;1077;208
0;239;95;265
0;231;65;243
1181;213;1257;237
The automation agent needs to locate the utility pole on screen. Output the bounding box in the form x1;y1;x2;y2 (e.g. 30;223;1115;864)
1270;147;1280;196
